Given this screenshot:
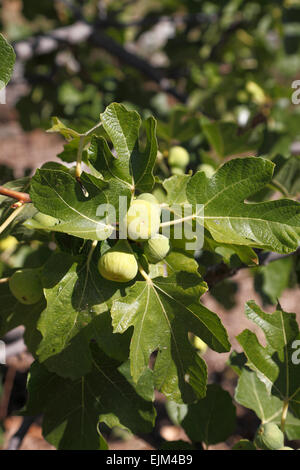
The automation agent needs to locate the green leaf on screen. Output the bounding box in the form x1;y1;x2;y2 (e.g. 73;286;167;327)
111;272;230;403
235;369;300;441
181;384;236;445
187;157;300;253
100;103;157;192
163;174;190;204
202;121;258;158
36;252;129;378
30;163;131;240
0;34;15;89
24;346;155;450
237;301;299;390
255;257;294;304
47;117;80;140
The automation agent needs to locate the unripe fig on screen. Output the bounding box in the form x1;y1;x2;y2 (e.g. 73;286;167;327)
197;163;215;178
126;199;160;240
0;236;17;252
192;335;208;354
254;423;284;450
277;447;293;450
168;146;189;169
171;167;184;176
98;240;138;283
137;193;160;208
33;212;60;227
144;234;170;263
9;269;43;305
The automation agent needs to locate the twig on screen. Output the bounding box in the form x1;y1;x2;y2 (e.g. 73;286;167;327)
204;247;300;288
0;205;27;236
0;367;16;421
5;416;37;450
0;186;31;204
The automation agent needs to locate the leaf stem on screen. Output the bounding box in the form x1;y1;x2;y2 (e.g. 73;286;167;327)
160;214;201;228
138;264;153;285
0;204;27;235
280;400;289;433
75;135;85;180
82;121;102;137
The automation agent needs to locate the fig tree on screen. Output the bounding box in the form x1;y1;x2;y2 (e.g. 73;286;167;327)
254;423;284;450
168;146;189;169
144;234;170;263
98;240;138;283
126;199;161;240
9;269;44;305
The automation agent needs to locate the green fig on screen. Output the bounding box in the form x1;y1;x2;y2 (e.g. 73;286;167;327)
144;234;170;263
126;199;161;240
9;269;44;305
168;146;189;169
254;423;284;450
98;240;138;283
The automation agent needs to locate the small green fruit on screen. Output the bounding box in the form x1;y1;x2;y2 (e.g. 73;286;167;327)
254;423;284;450
9;269;43;305
171;167;185;176
33;212;60;227
137;193;160;208
126;199;161;240
277;447;293;450
98;240;138;283
0;236;18;252
144;234;170;263
191;335;207;354
168;146;189;169
197;164;215;178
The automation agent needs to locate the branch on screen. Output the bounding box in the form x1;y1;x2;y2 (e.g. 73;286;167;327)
5;416;37;450
204;247;300;288
13;12;187;103
0;186;31;204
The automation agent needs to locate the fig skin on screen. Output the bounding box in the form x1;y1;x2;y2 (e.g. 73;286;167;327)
144;234;170;263
98;240;138;283
254;423;284;450
126;199;161;241
9;269;44;305
168;146;190;169
137;193;160;206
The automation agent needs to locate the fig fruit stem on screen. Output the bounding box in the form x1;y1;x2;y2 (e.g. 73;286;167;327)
280;400;289;432
0;186;31;204
0;204;26;235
